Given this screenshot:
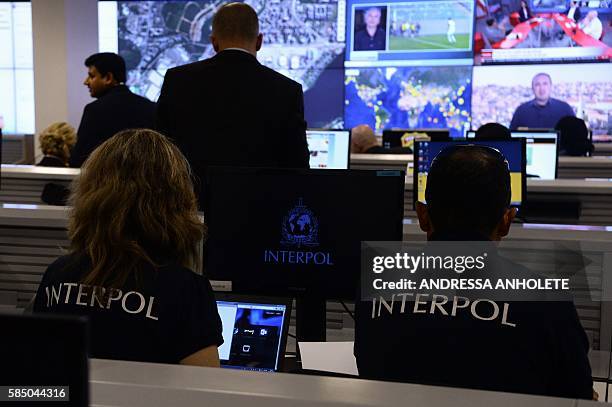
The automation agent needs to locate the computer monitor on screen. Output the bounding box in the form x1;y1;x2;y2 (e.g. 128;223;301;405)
414;139;526;208
306;130;351;169
383;129;451;149
216;294;291;372
466;130;558;180
1;313;88;405
204;168;405;300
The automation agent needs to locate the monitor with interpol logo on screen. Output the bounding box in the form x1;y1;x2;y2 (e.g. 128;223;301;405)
203;167;405;300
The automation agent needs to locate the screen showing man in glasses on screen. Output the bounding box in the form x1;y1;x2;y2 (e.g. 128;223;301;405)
416;140;525;207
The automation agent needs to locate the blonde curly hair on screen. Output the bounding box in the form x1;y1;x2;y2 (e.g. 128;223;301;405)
39;122;77;165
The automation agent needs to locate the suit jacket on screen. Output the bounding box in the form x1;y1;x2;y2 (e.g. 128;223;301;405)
565;6;582;22
70;85;156;167
156;49;310;201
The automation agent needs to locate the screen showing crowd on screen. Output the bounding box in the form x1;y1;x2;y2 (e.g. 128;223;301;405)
475;0;612;64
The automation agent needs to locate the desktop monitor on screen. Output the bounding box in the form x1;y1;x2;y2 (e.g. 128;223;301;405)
306;130;351;169
204;168;405;300
383;129;451;149
414;139;526;208
466;130;559;180
216;294;291;373
1;313;89;405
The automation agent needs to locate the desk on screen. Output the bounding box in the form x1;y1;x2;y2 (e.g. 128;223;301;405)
90;358;584;407
595;143;612;157
0;165;78;205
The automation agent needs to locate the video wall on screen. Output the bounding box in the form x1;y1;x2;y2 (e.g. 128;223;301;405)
98;0;611;140
2;1;610;137
0;1;34;135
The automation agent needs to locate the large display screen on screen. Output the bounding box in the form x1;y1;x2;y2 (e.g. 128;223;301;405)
472;63;612;141
98;0;346;128
0;1;34;135
344;65;472;137
345;0;475;66
475;0;612;64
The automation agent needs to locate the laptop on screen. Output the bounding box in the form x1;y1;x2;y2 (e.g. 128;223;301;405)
215;294;292;372
306;129;351;169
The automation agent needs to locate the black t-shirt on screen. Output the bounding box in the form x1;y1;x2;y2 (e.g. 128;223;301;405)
33;254;223;364
354;234;593;399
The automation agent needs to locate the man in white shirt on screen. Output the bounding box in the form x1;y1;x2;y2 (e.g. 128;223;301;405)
447;17;457;43
580;10;603;40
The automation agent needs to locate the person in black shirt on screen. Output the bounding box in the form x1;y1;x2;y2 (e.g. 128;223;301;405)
354;145;595;400
354;7;386;51
70;53;156;167
37;122;76;167
34;129;223;366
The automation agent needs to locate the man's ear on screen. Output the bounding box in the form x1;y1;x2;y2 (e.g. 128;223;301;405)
416;202;432;234
102;71;116;85
210;35;220;53
255;33;263;51
494;207;517;239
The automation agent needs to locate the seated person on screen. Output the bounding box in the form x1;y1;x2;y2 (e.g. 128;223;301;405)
555;116;594;157
37;122;77;167
351;125;412;154
482;18;507;46
34;129;223;367
475;122;512;140
354;145;594;399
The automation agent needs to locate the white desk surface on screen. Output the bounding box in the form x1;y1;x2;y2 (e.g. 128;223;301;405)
90;358;580;407
1;164;79;180
0;203;69;227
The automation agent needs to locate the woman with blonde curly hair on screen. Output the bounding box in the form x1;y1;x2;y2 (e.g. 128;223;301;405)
37;122;77;167
34;129;223;367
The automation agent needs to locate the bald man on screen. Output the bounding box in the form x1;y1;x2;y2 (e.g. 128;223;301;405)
156;3;309;205
509;73;574;130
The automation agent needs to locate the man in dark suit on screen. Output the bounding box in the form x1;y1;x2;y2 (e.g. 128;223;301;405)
69;53;156;167
156;2;309;203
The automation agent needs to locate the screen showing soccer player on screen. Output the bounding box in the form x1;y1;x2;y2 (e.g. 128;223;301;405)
346;0;475;66
474;0;612;64
472;63;611;142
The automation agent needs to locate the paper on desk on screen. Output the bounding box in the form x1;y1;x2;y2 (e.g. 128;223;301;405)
298;341;358;375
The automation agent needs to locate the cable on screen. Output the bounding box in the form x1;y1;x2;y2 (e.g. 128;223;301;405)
288;332;297;339
339;300;355;321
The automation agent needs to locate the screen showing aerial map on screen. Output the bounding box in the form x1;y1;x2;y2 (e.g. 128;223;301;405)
98;0;346;128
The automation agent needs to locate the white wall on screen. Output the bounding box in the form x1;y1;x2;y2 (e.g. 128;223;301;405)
31;0;98;158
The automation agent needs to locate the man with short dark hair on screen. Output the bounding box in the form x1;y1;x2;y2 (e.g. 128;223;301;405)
70;53;156;167
355;146;594;400
156;3;309;204
510;73;575;130
475;122;512;140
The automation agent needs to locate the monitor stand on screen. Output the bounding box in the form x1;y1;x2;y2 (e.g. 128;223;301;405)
296;293;326;342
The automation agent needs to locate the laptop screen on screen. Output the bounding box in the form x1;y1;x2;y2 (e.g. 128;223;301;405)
216;298;289;372
306;130;350;169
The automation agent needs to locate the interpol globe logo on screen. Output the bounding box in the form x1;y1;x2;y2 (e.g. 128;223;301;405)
281;198;319;248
